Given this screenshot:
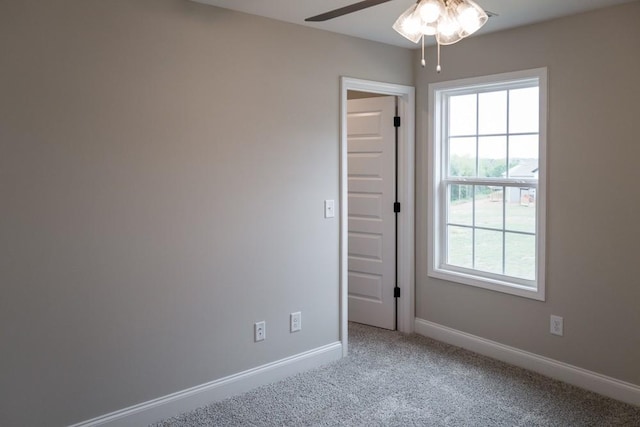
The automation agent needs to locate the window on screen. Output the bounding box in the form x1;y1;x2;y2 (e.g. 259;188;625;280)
428;68;547;300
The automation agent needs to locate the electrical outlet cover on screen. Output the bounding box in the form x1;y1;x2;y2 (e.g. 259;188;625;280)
290;312;302;332
550;315;563;336
255;321;266;342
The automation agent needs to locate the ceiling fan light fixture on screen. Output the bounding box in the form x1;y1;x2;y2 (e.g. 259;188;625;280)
394;0;488;45
392;0;489;71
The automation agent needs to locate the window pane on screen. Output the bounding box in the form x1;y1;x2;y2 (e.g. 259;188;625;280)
505;232;536;281
479;91;507;135
448;184;473;226
478;136;507;178
509;135;538;163
475;185;503;230
449;94;477;136
509;87;538;134
474;229;503;274
447;226;472;269
505;188;536;233
449;137;476;177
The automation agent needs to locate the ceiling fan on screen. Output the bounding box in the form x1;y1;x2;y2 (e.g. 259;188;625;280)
305;0;395;22
305;0;494;72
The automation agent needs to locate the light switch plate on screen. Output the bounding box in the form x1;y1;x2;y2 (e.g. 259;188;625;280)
324;200;335;218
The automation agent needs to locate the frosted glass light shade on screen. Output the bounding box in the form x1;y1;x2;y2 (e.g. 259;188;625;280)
456;0;488;37
418;0;444;23
420;21;438;36
436;9;464;45
392;3;423;43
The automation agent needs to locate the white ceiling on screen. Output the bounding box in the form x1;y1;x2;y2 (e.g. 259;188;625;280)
190;0;636;48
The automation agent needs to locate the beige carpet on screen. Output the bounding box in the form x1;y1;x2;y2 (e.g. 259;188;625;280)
153;323;640;426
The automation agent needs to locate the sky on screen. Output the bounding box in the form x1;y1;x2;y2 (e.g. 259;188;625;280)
449;87;539;159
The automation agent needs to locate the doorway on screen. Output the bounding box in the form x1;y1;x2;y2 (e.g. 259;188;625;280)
340;78;415;356
346;93;397;330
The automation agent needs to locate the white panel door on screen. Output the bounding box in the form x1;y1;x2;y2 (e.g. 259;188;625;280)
347;96;396;330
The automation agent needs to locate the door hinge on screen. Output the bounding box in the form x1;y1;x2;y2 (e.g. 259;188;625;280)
394;287;401;298
393;202;401;213
394;116;401;127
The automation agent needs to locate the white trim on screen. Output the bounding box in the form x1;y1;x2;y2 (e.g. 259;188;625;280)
70;342;342;427
427;67;547;301
415;318;640;407
340;77;416;344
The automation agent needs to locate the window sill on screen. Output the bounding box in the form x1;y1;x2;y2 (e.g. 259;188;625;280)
428;267;545;301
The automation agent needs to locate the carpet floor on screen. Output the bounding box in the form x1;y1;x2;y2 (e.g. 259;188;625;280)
153;323;640;426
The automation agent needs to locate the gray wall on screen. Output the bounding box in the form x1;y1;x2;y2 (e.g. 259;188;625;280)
0;1;413;425
415;2;640;386
347;90;388;100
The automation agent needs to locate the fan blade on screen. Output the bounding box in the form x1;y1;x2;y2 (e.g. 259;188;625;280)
305;0;394;22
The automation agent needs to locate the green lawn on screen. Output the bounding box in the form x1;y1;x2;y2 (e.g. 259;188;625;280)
447;195;536;280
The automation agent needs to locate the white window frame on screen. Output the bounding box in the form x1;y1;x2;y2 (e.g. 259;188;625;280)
427;68;547;301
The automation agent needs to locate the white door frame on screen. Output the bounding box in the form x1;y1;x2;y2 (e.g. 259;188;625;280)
340;77;415;356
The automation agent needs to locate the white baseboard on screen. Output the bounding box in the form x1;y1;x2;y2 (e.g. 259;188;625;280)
70;342;343;427
414;318;640;407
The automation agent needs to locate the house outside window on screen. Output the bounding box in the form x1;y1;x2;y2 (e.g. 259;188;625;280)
428;68;547;300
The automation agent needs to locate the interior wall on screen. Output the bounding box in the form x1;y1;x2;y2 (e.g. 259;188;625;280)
0;1;413;425
347;90;388;99
415;2;640;386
